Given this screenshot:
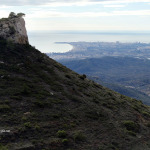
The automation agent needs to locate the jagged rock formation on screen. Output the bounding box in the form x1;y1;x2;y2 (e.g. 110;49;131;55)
0;12;28;44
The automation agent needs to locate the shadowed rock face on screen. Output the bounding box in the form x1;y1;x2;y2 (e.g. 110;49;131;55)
0;13;28;44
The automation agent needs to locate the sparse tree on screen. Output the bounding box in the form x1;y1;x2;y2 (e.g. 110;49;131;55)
9;12;16;18
17;13;25;18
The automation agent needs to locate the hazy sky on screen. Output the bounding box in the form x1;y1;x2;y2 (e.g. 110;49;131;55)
0;0;150;31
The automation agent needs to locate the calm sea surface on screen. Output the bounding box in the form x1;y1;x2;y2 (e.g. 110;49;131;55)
28;31;150;53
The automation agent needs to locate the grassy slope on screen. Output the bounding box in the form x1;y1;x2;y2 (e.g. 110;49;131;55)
88;76;150;105
1;38;150;150
60;57;150;105
60;57;150;83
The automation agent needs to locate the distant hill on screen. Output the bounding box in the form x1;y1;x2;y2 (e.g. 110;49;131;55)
1;37;150;149
60;56;150;105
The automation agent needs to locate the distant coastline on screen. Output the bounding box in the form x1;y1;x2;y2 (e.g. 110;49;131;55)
48;41;150;60
28;31;150;53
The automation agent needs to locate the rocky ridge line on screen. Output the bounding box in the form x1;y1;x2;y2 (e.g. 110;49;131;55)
0;12;28;44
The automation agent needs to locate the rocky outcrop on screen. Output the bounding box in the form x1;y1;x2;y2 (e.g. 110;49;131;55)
0;12;28;44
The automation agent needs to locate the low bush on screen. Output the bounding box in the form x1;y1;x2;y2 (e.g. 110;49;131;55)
0;143;8;150
123;120;140;133
127;131;136;136
62;139;69;145
57;130;67;138
79;74;86;80
73;131;85;142
0;104;10;112
24;122;32;128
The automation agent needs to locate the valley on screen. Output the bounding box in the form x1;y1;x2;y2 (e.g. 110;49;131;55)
48;42;150;105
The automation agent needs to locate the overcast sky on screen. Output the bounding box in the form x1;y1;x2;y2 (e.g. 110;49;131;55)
0;0;150;31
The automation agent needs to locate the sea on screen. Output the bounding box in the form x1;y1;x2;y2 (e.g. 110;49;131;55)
28;31;150;53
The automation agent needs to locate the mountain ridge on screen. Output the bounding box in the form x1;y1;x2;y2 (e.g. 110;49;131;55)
1;13;150;149
1;37;150;150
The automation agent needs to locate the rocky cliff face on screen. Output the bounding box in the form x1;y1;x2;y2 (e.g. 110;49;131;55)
0;12;28;44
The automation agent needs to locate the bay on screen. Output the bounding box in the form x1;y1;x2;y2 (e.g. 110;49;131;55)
28;31;150;53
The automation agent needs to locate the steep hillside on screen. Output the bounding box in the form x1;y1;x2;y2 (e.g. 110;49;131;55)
60;57;150;105
89;76;150;105
1;38;150;150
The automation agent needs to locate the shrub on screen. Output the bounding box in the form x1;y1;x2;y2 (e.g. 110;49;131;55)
86;109;106;120
47;98;63;104
123;120;140;132
146;123;150;128
21;116;27;121
34;124;40;131
142;111;150;117
62;139;69;145
65;74;71;79
0;104;10;112
0;143;8;150
57;130;67;138
73;131;85;142
33;99;52;108
24;122;32;128
22;84;31;95
10;95;22;100
33;100;45;108
79;74;86;80
127;131;136;136
17;13;25;17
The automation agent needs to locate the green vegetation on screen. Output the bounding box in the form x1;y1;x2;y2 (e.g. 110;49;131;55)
17;13;25;17
24;122;32;128
57;130;67;138
61;57;150;105
0;144;8;150
0;18;9;22
0;37;150;149
73;131;85;142
79;74;87;80
62;139;69;145
0;104;10;112
127;131;136;136
123;120;140;133
8;12;25;18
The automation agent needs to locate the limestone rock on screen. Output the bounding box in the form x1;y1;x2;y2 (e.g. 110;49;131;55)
0;12;28;44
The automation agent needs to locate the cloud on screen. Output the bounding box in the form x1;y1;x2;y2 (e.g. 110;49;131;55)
0;0;108;7
100;0;150;4
0;0;87;6
27;11;109;18
114;10;150;16
26;9;150;19
1;0;150;6
0;10;10;18
91;0;150;2
103;5;125;7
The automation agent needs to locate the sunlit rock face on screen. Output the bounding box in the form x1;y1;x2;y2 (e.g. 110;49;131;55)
0;12;28;44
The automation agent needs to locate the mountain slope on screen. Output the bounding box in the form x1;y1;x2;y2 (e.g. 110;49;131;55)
88;76;150;105
60;57;150;104
1;38;150;150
